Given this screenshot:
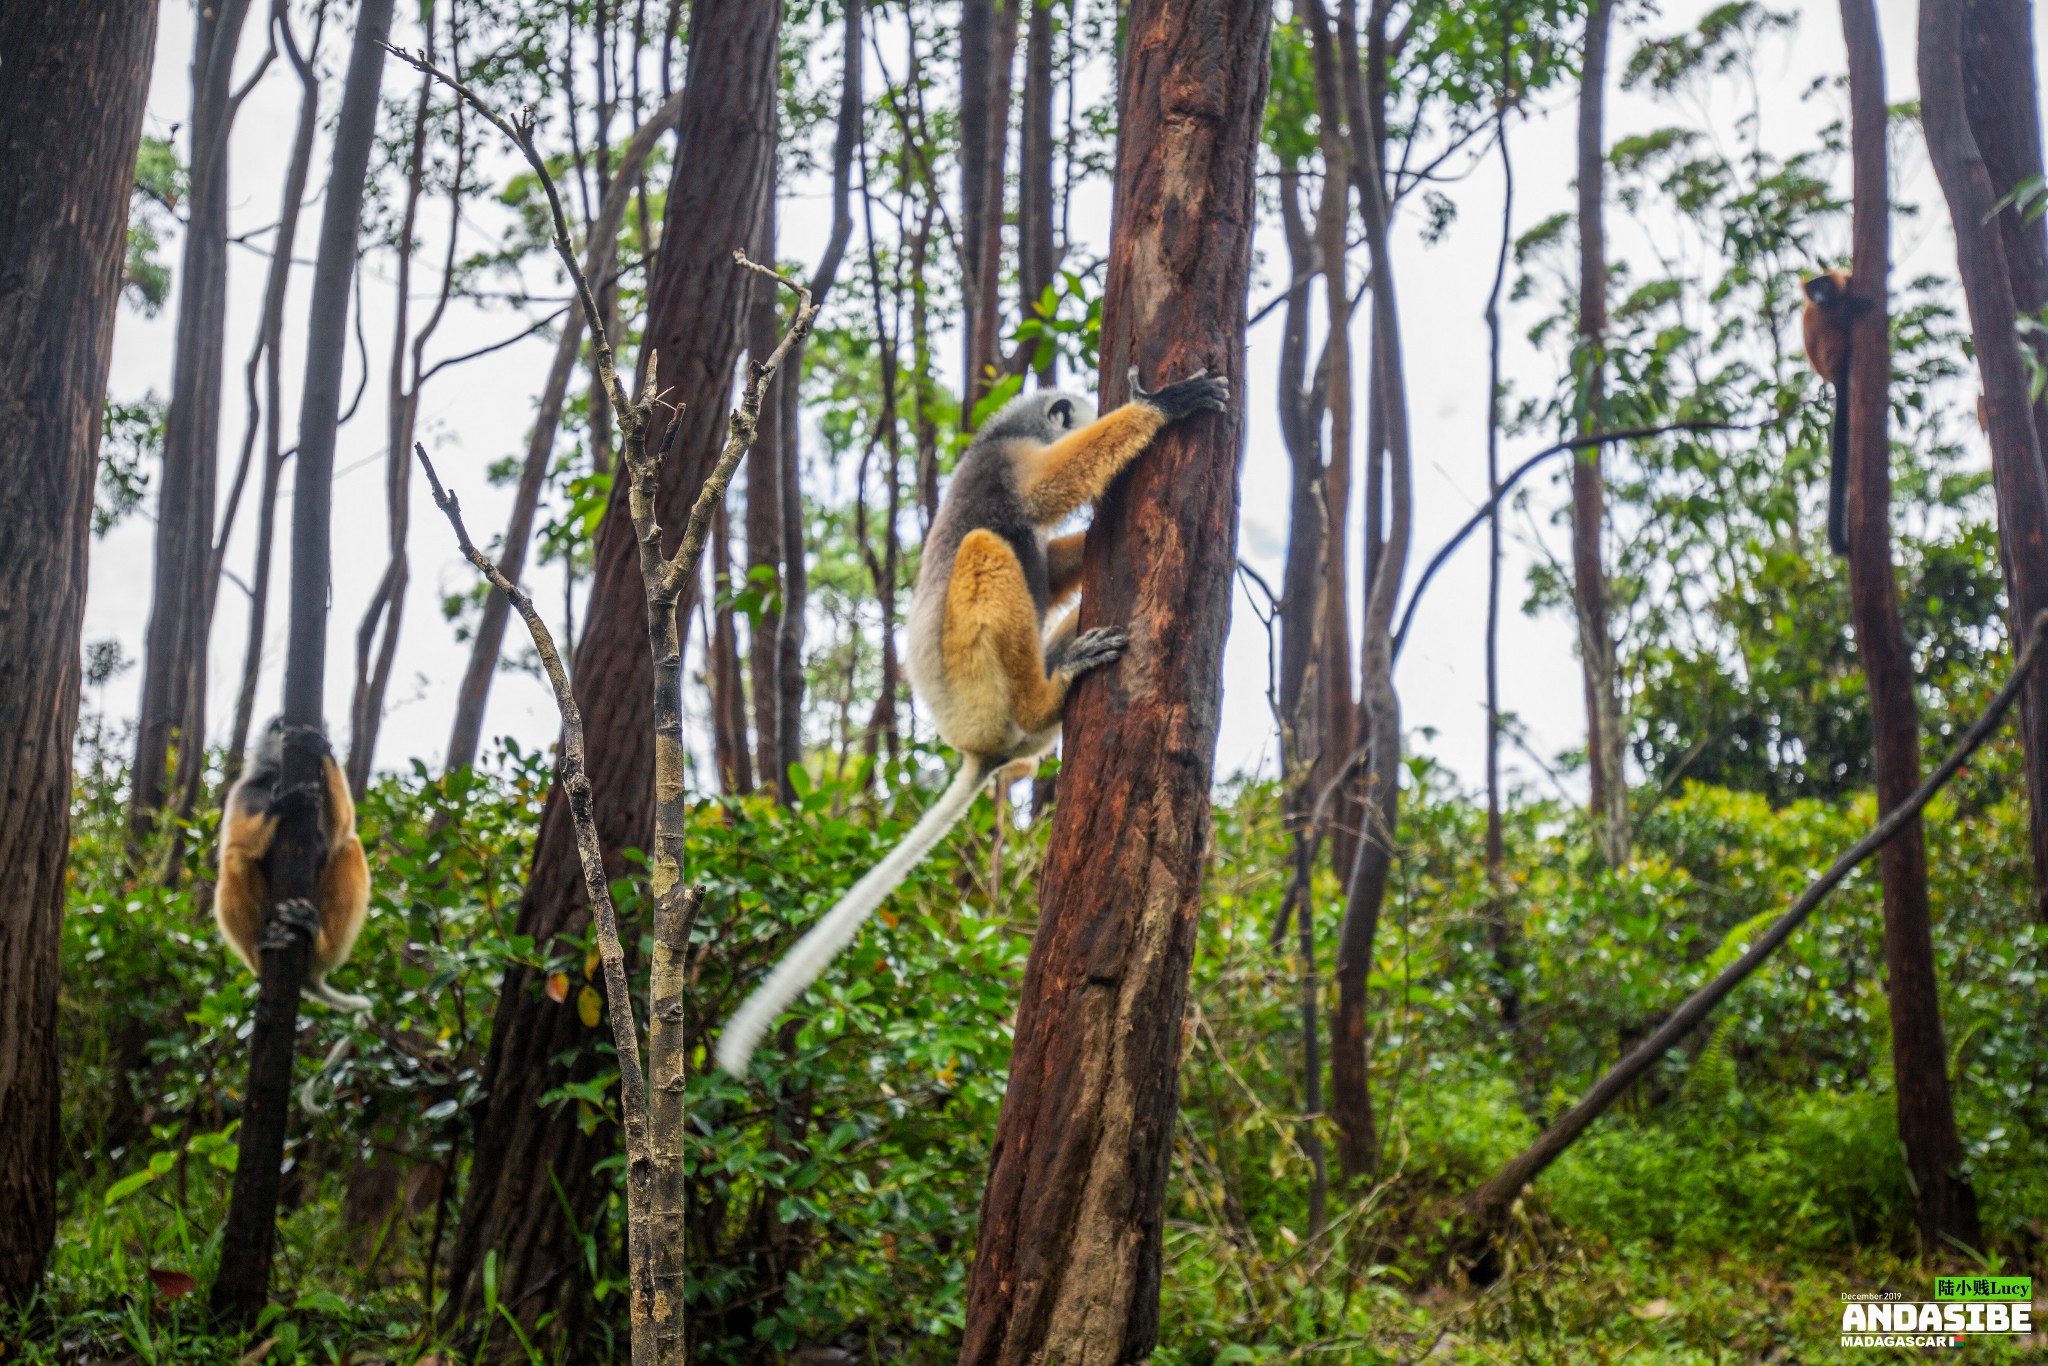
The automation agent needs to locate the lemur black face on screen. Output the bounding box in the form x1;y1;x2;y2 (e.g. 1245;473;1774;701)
1049;398;1075;429
1804;275;1837;305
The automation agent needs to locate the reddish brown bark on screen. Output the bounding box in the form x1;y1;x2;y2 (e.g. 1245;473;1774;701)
440;1;779;1346
0;0;158;1300
958;1;1270;1358
1953;0;2048;921
1843;0;1979;1248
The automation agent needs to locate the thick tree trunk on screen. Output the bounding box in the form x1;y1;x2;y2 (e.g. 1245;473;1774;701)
210;0;392;1324
1573;0;1628;867
1841;0;1979;1249
0;0;157;1301
132;0;257;841
440;4;779;1347
958;2;1269;1358
1955;0;2048;922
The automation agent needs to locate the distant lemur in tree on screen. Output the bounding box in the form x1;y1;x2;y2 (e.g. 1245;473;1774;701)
717;369;1230;1076
1802;268;1875;558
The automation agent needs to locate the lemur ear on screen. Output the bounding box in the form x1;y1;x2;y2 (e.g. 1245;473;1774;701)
1048;398;1075;428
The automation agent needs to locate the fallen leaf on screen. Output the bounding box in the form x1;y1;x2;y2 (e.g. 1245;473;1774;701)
1632;1298;1673;1320
578;985;603;1028
147;1267;196;1299
545;973;570;1004
238;1336;277;1364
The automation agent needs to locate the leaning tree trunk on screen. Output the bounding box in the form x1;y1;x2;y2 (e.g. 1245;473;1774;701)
1842;0;1979;1248
958;2;1270;1359
0;0;158;1301
745;173;785;792
209;0;394;1324
1953;0;2048;923
131;0;257;843
440;3;779;1349
1573;0;1628;867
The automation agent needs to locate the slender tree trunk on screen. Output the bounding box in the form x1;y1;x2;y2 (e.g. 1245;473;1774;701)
1841;0;1980;1249
745;172;784;792
0;0;157;1300
1303;0;1360;894
442;92;684;776
1329;0;1414;1185
1275;163;1328;772
210;0;393;1323
440;4;780;1346
1484;62;1519;1031
773;0;863;802
227;1;323;782
960;0;1018;423
1015;0;1057;386
1954;0;2048;922
1572;0;1627;867
708;500;752;793
132;0;257;842
958;2;1270;1357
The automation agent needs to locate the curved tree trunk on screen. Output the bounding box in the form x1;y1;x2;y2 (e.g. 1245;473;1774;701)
958;1;1270;1357
1844;0;1979;1249
0;0;158;1300
131;0;257;843
440;4;780;1349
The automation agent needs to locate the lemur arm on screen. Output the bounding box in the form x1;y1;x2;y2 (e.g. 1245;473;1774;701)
1016;370;1229;525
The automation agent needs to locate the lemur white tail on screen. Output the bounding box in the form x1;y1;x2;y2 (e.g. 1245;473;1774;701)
718;757;990;1077
306;980;372;1013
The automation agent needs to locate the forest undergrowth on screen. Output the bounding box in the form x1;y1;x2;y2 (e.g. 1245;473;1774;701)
9;709;2045;1364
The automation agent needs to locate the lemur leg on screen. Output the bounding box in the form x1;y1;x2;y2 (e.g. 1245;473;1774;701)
215;830;273;975
315;835;371;975
945;531;1129;741
1017;406;1166;524
1046;533;1086;606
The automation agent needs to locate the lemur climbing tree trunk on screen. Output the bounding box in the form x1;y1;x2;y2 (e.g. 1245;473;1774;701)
441;91;684;777
1926;0;2048;924
132;0;259;844
1841;0;1980;1249
1328;0;1415;1184
0;0;157;1300
211;0;393;1323
958;1;1270;1358
440;4;780;1347
1574;0;1628;867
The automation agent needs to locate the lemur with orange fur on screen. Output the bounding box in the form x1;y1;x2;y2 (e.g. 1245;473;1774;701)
717;369;1229;1076
1802;268;1872;558
216;718;373;1012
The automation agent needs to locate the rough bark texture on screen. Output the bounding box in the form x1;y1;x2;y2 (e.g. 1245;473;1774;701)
1841;0;1979;1248
211;0;393;1324
132;0;257;840
441;3;778;1347
1955;0;2048;921
1572;0;1628;867
0;0;157;1300
958;2;1270;1359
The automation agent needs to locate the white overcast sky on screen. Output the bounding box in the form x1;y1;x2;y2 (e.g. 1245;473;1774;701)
87;0;2020;802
